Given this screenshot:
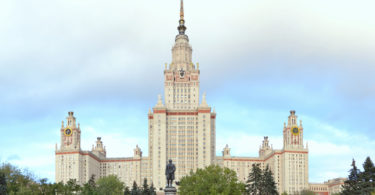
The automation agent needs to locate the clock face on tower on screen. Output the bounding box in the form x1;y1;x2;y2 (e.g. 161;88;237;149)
64;128;72;136
291;126;300;136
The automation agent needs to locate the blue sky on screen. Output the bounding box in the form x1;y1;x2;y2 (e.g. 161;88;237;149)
1;0;375;184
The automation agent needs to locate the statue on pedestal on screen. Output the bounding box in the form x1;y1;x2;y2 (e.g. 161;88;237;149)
165;159;176;187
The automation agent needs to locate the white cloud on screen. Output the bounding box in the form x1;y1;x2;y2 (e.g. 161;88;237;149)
308;141;352;156
303;115;375;145
302;115;375;182
2;147;56;181
9;155;53;168
81;125;148;158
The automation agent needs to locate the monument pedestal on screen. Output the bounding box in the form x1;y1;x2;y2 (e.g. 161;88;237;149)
164;186;177;195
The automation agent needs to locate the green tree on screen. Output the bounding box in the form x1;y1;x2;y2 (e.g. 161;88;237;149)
0;172;7;195
82;174;97;195
149;183;156;195
0;163;39;194
124;186;131;195
179;165;245;195
141;178;150;195
281;192;288;195
246;163;263;195
44;182;62;195
299;190;315;195
1;163;21;194
39;178;48;194
65;179;81;194
54;182;65;194
96;175;124;195
28;182;41;194
359;157;375;194
342;159;361;195
131;181;140;195
262;165;278;195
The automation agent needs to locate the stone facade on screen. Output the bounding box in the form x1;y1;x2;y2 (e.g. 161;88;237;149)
55;1;345;194
310;178;346;195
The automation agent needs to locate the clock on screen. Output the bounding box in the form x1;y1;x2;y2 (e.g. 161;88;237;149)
179;69;185;78
64;128;73;136
291;126;300;136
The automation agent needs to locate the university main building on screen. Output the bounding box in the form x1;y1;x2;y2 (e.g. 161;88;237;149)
55;1;344;194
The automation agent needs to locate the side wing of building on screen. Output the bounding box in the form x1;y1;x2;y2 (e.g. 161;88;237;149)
55;112;151;188
216;111;309;195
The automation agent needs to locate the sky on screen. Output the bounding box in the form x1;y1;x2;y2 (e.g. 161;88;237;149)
1;0;375;184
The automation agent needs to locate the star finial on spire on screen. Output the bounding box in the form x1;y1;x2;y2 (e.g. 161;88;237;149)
180;0;184;20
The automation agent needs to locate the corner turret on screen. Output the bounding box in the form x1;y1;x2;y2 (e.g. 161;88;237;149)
259;136;272;157
283;110;305;149
222;144;231;158
134;145;142;159
58;111;81;151
92;137;106;158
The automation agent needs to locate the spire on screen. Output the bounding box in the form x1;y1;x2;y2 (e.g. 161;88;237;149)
170;0;192;70
178;0;186;35
180;0;184;20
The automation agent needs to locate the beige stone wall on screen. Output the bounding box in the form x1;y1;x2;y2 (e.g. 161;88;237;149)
149;108;167;188
147;109;216;190
328;182;345;194
140;158;152;185
281;150;309;194
100;159;141;187
222;157;263;182
84;154;100;181
55;153;82;184
309;183;330;195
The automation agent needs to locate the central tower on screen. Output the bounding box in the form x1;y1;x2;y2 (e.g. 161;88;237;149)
148;0;216;189
164;0;198;110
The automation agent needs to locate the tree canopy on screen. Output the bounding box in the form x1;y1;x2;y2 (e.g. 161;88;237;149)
0;163;48;194
0;162;157;195
81;174;96;195
342;157;375;195
96;175;124;195
179;165;245;195
246;164;263;195
299;190;315;195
